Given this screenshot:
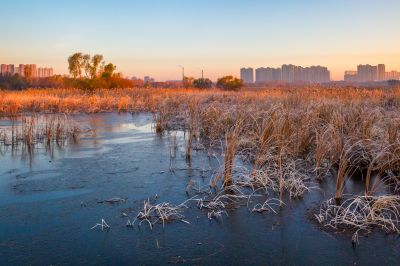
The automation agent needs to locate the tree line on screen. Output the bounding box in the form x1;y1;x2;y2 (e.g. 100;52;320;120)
0;52;244;90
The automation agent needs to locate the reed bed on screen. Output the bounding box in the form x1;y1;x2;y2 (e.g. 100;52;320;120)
2;87;400;240
0;114;81;151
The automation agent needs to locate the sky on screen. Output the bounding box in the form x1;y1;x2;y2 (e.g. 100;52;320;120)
1;0;399;81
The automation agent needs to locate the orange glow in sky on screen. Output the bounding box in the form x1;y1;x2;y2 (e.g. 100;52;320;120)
1;0;399;81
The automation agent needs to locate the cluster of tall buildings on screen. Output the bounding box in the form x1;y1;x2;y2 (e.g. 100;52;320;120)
344;64;400;82
241;64;330;84
0;64;54;78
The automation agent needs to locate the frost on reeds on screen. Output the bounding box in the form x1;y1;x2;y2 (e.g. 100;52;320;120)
0;114;80;149
191;158;313;220
131;199;192;229
91;219;110;231
315;195;400;244
4;87;400;234
195;184;248;220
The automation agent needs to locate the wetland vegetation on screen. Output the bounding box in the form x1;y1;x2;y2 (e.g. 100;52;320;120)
2;86;400;247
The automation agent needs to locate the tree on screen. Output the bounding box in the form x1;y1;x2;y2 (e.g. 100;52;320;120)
193;78;212;89
68;53;82;78
66;52;135;89
68;52;90;78
89;54;104;79
82;54;90;78
216;76;243;91
183;76;194;88
102;63;116;79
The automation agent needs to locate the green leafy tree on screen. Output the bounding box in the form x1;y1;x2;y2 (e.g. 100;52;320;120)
193;78;212;89
216;76;243;91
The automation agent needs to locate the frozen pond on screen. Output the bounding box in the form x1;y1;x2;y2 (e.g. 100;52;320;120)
0;113;399;265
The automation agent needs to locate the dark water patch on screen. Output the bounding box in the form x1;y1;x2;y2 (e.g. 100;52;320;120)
0;113;400;265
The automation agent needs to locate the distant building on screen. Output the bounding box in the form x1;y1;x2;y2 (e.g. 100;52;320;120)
38;68;44;78
37;67;53;78
377;64;386;81
357;64;377;82
256;67;271;83
386;71;400;80
240;67;254;84
254;64;329;84
300;66;330;83
344;71;358;82
19;64;25;77
281;64;295;83
255;67;282;83
1;63;54;78
7;64;15;75
30;64;37;78
0;64;7;75
0;64;15;76
343;64;399;82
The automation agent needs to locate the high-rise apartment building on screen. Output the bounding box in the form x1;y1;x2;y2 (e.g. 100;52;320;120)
357;64;378;82
344;64;397;82
30;64;37;78
256;64;329;84
19;64;25;77
0;64;15;76
240;67;254;83
377;64;386;81
255;67;282;83
38;67;54;78
1;63;54;78
344;71;358;82
0;64;7;75
386;71;400;80
7;64;15;75
281;64;296;83
38;68;44;78
0;64;15;75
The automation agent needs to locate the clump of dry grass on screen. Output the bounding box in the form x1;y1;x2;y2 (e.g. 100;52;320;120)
195;184;249;220
132;199;192;229
315;195;400;244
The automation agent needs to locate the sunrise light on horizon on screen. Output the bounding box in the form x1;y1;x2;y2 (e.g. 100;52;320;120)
1;0;399;81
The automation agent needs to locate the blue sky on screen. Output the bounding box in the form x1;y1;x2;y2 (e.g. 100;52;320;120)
1;0;399;80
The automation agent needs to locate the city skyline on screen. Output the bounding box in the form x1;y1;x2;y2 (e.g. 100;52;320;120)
1;0;400;81
242;64;330;84
0;64;54;78
344;64;400;82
